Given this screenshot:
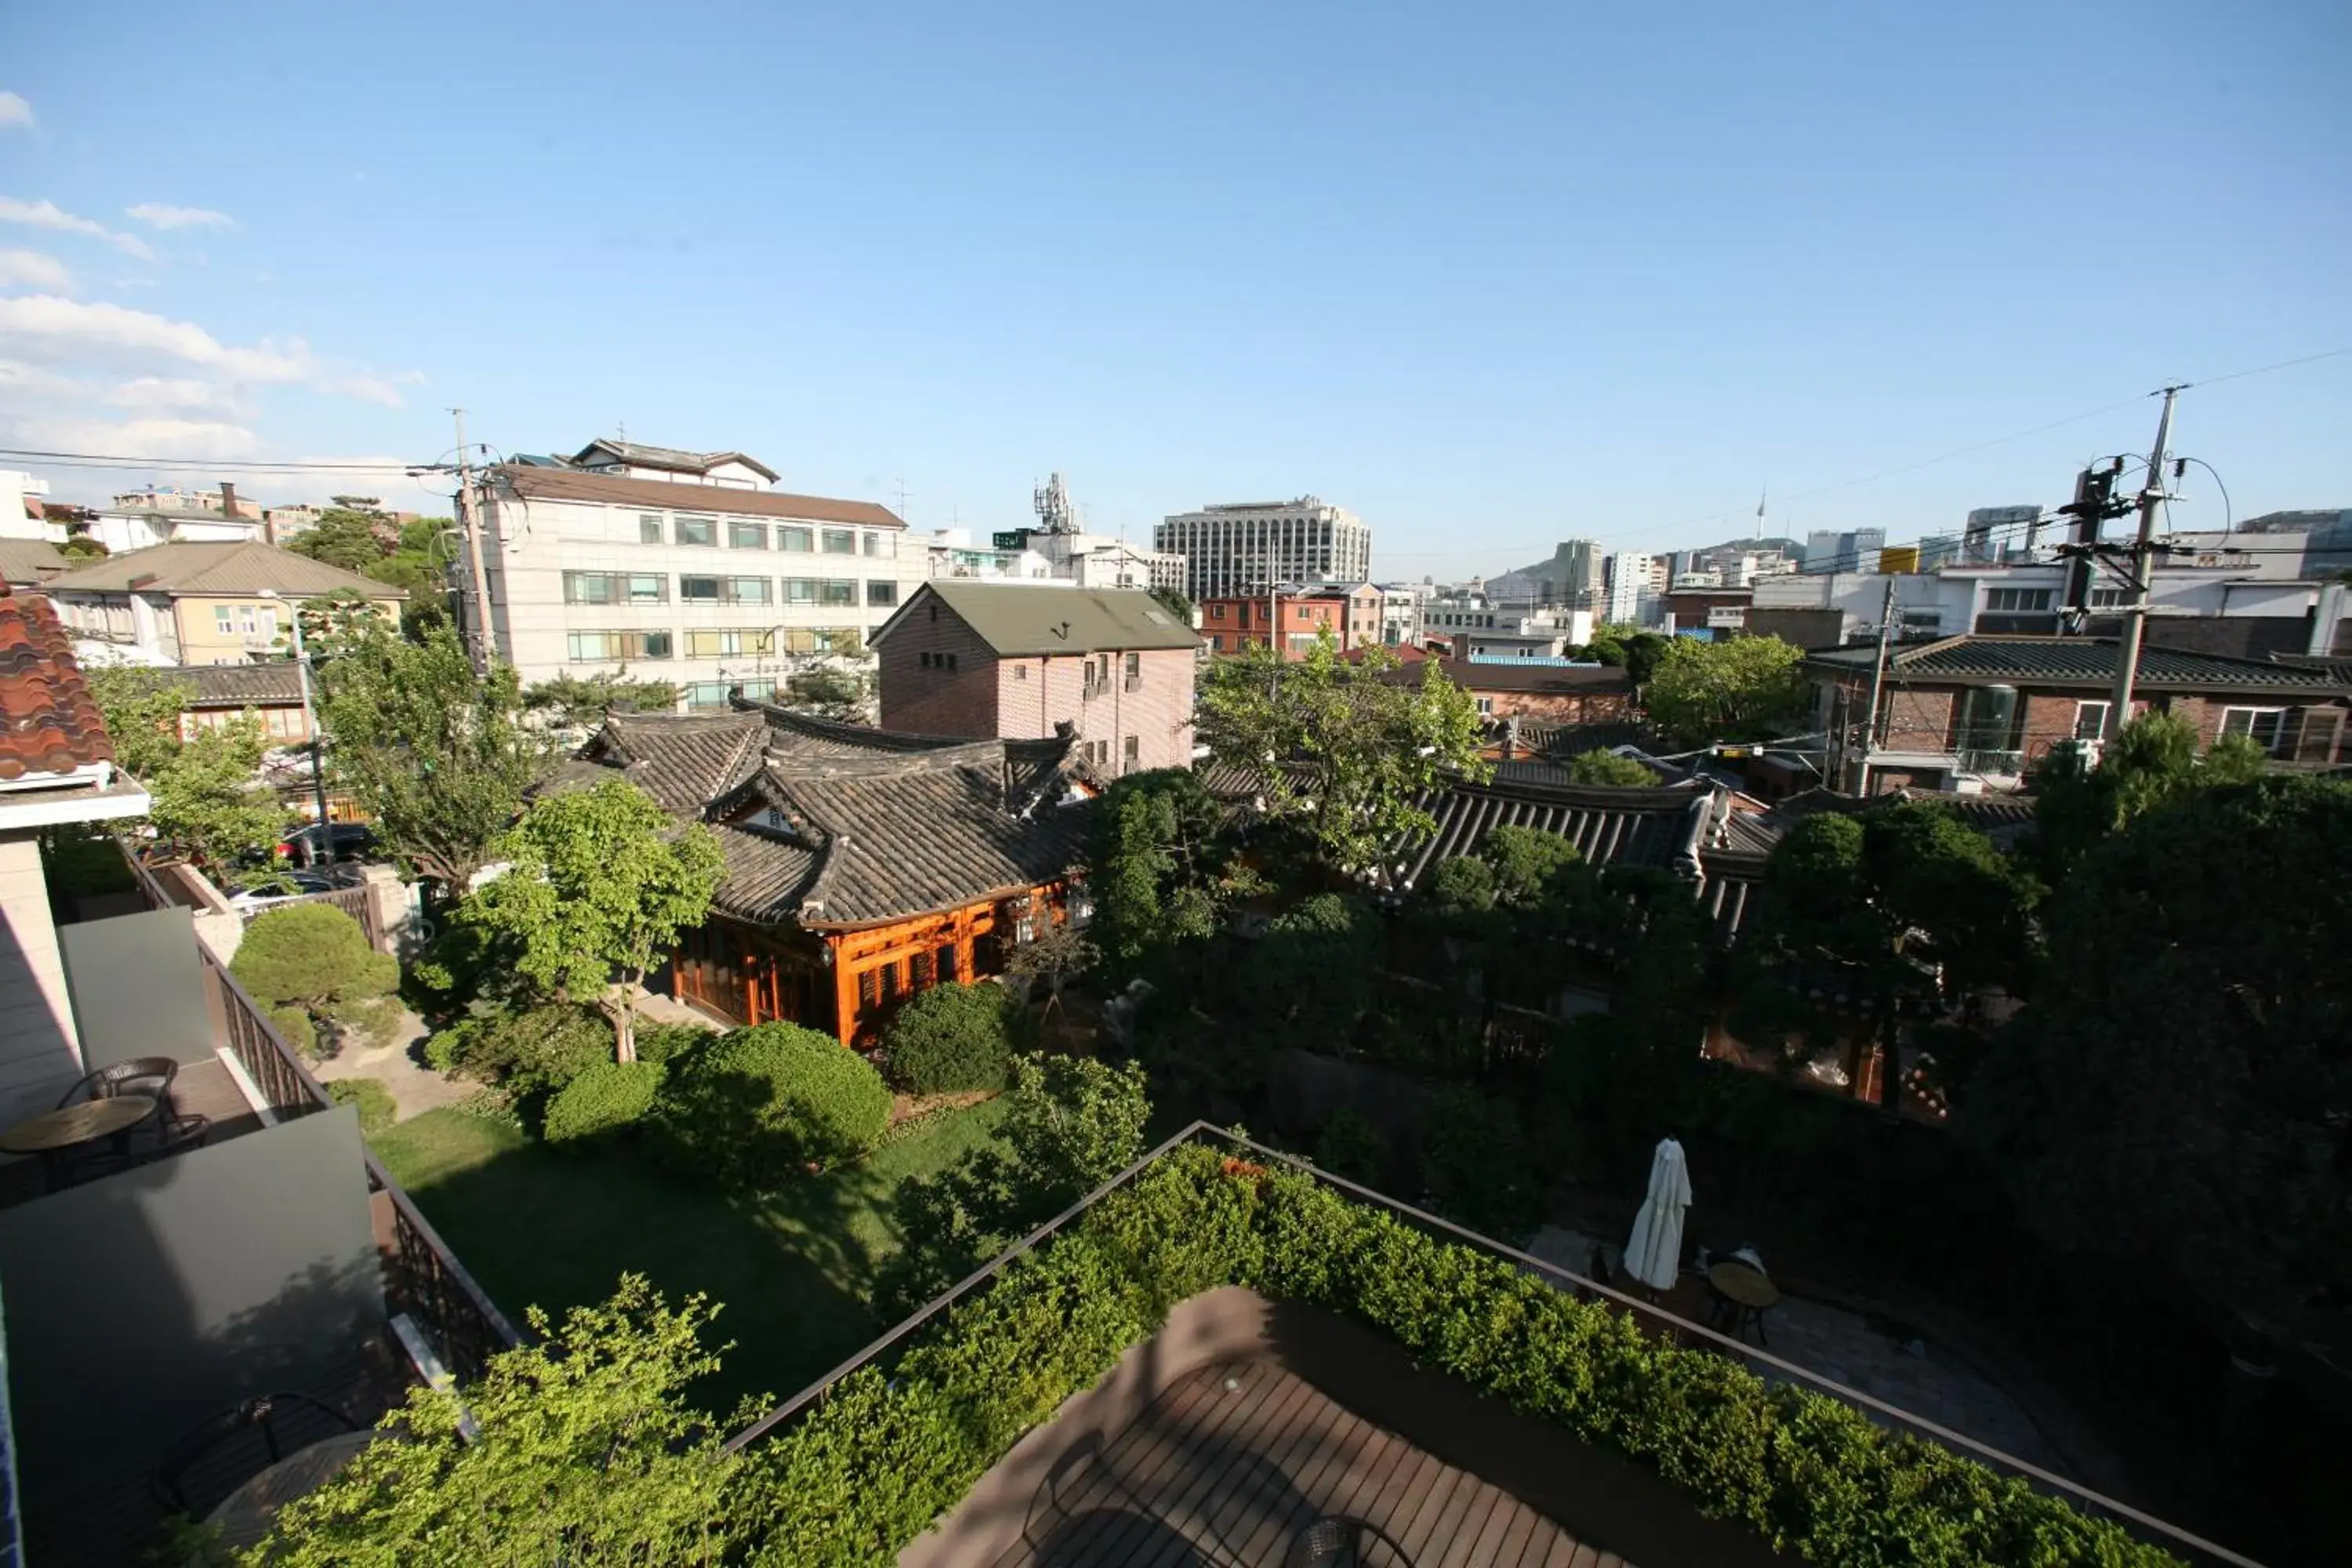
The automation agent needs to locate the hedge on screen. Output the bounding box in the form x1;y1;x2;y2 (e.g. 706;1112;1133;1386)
327;1076;397;1135
544;1061;664;1145
648;1022;891;1189
746;1145;2181;1568
880;983;1020;1094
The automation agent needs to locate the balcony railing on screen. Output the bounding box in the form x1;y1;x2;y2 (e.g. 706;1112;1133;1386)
1956;747;2025;776
121;843;521;1382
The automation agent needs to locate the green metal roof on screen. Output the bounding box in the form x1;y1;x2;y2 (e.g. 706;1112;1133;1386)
879;580;1201;657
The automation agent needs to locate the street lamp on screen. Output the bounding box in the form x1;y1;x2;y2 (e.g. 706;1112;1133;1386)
258;590;333;837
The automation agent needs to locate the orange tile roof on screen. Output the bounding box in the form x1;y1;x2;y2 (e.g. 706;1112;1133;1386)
0;589;114;781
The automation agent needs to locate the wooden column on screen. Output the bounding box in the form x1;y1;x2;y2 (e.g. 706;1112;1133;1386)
830;942;859;1047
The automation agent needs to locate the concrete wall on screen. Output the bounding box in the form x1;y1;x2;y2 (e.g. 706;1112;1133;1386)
0;833;81;1125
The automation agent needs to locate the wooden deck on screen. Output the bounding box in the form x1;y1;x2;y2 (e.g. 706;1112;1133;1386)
989;1359;1627;1568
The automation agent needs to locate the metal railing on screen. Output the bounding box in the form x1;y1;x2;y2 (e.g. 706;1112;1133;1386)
725;1121;2265;1568
118;839;521;1383
246;882;383;947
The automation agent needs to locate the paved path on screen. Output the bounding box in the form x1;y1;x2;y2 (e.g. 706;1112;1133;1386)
1526;1225;2064;1475
310;1007;476;1123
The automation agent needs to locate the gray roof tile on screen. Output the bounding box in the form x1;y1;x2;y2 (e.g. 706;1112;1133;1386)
1806;635;2350;692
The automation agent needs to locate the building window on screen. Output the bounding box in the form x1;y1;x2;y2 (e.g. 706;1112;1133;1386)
866;580;898;608
681;575;721;603
2219;706;2291;757
1208;634;1222;651
2073;699;2111;741
1210;603;1225;620
946;652;958;670
681;575;771;606
728;521;768;550
1123;734;1139;769
779;526;813;553
563;571;668;604
1984;587;2053;613
683;628;775;658
817;579;857;607
567;630;673;661
674;515;719;547
783;578;817;605
821;528;855;554
2087;587;2128;609
682;681;735;710
1013;662;1029;680
863;532;894;559
639;514;665;544
1475;696;1494;715
1295;607;1310;622
214;605;234;633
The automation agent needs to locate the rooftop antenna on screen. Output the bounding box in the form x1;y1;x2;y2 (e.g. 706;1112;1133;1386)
894;477;911;524
1754;486;1767;541
617;419;627;445
1033;471;1079;535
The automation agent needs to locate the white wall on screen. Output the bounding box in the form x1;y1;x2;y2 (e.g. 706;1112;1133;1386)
0;833;82;1127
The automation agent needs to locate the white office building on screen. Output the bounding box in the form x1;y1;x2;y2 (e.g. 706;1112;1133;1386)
464;440;926;708
1155;496;1371;602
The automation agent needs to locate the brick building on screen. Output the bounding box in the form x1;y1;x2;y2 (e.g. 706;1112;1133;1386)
1804;635;2352;794
1199;583;1384;657
872;580;1201;775
1380;657;1632;726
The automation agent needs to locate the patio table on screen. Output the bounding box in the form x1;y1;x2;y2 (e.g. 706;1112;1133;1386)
205;1429;376;1551
1708;1261;1780;1345
0;1094;159;1188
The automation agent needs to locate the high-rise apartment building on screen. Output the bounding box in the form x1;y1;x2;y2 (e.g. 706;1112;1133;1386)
1602;551;1652;623
1155;496;1370;602
1802;528;1887;574
1545;539;1600;609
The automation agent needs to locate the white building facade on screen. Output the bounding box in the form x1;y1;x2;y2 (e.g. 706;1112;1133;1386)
1155;496;1371;602
466;448;924;709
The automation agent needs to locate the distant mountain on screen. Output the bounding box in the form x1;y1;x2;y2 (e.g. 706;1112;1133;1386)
1490;535;1805;582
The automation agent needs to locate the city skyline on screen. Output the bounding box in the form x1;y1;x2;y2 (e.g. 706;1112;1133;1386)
2;2;2345;580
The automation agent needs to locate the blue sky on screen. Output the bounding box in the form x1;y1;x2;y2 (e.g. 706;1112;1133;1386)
2;1;2345;577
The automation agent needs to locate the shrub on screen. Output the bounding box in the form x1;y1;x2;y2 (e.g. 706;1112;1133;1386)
233;903;398;1057
327;1076;397;1134
881;982;1022;1093
1422;1087;1543;1240
269;1005;318;1059
648;1022;889;1189
544;1061;666;1146
426;1003;612;1097
633;1022;714;1068
1312;1108;1384;1186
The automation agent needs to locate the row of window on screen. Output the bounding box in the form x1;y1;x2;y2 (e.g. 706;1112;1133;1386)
563;572;896;608
210;604;282;638
565;626;864;662
635;513;895;557
1963;696;2306;757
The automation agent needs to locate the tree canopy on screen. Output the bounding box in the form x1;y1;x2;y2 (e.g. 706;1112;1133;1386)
1087;768;1258;971
522;671;683;730
1564;748;1658;787
1196;635;1486;872
462;779;723;1062
84;663;194;781
1641;635;1811;746
145;716;294;873
2029;708;2269;874
318;620;550;893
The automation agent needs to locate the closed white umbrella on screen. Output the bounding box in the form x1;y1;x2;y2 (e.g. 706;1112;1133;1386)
1622;1138;1691;1294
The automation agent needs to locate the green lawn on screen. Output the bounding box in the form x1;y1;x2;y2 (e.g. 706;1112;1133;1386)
371;1097;1007;1414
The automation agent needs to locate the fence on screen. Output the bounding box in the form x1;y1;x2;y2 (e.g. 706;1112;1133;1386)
249;882;384;948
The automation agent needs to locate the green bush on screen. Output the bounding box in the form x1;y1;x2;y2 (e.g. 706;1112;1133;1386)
233;903;398;1058
753;1147;2183;1568
327;1076;397;1134
633;1022;714;1068
426;1003;612;1097
648;1022;889;1189
269;1005;318;1059
544;1061;666;1146
881;983;1021;1093
1422;1087;1543;1240
1312;1108;1384;1185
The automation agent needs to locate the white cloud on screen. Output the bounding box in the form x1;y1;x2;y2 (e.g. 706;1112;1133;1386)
0;293;313;381
2;412;263;462
314;373;414;408
0;248;69;289
125;202;234;231
106;376;245;415
0;197;154;261
0;93;30;129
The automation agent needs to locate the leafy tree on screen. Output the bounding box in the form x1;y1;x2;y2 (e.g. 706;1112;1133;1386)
1312;1107;1385;1185
1003;920;1098;1025
523;671;683;729
1732;802;2036;1112
1088;769;1259;971
461;779;723;1062
1197;634;1486;872
779;666;869;720
423;1001;613;1098
147;716;296;872
57;535;107;560
232;902;400;1054
1422;1086;1542;1238
1642;635;1810;746
285;507;394;572
252;1277;758;1566
1149;585;1195;623
1232;894;1382;1043
84;663;195;780
2031;708;2270;874
1582;624;1671;685
882;982;1026;1092
1971;776;2352;1332
318;619;550;894
649;1022;891;1187
1565;748;1658;787
878;1054;1149;1312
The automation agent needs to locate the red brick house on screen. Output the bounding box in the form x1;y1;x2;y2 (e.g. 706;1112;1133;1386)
872;580;1201;775
1805;634;2352;794
1378;656;1632;726
1200;583;1383;658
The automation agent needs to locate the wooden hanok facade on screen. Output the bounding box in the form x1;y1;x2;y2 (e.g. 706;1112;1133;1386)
556;703;1086;1047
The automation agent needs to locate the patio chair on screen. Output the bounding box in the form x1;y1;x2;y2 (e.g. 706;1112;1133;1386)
56;1056;178;1112
153;1391;360;1516
1286;1515;1416;1567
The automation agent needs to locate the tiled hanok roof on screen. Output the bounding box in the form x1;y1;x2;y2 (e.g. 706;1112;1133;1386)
0;590;114;782
1806;635;2350;693
169;662;308;708
1388;776;1719;890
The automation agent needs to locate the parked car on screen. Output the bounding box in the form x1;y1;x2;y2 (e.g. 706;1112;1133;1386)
226;868;354;913
279;823;379;868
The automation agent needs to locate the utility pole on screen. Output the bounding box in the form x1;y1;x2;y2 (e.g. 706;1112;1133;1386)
452;408;492;673
1855;575;1898;794
2107;387;2183;734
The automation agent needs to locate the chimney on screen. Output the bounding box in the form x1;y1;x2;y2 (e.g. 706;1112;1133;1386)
219;481;239;521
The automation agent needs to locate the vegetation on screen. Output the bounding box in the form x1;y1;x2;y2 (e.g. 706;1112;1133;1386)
544;1060;666;1146
1421;1085;1543;1239
425;1001;614;1102
648;1022;892;1189
253;1278;755;1566
57;534;107;561
522;670;683;729
880;982;1023;1093
1311;1108;1384;1185
1088;768;1260;972
1563;747;1658;787
84;663;194;781
87;662;294;873
460;779;723;1061
1001;920;1098;1011
285;509;454;603
779;666;869;720
1641;633;1810;746
326;1076;397;1134
318;619;550;893
1578;622;1673;684
2028;708;2268;875
231;903;400;1055
1196;634;1486;872
1148;585;1194;623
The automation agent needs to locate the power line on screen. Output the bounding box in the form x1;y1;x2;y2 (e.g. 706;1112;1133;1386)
0;446;448;474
